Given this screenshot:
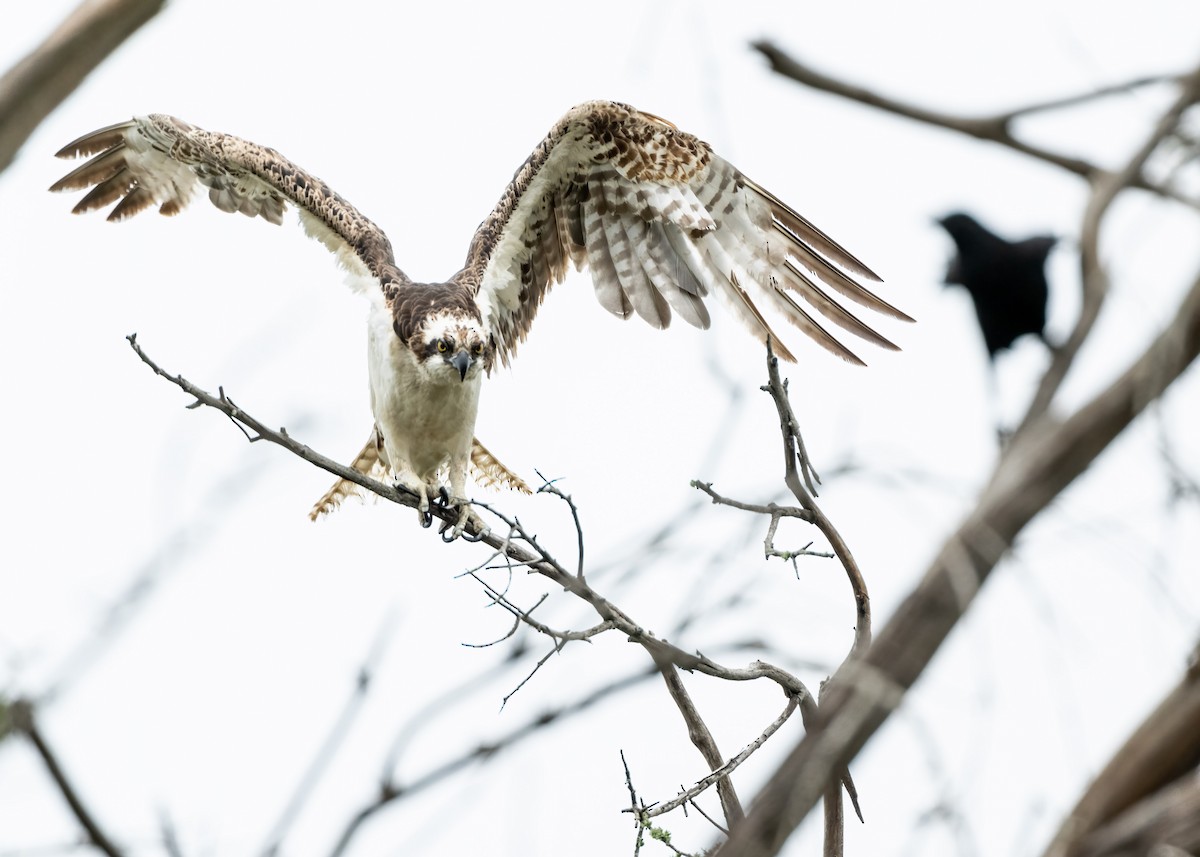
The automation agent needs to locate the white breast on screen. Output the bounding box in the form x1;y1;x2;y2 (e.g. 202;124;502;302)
366;305;481;483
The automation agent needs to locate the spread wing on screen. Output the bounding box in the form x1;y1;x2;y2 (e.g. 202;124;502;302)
50;115;410;302
463;100;912;366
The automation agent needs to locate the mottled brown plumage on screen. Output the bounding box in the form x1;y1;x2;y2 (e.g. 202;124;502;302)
52;100;909;530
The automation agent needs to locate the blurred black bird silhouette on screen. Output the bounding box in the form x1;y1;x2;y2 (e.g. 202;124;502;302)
937;212;1057;359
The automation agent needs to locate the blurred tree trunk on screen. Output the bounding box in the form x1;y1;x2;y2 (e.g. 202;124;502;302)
0;0;165;173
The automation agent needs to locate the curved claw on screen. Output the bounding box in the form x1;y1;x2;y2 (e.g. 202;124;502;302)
436;486;451;507
420;507;434;528
439;521;459;543
461;525;488;543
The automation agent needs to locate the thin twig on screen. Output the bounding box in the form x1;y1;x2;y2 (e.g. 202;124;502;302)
158;809;185;857
688;798;730;836
330;665;660;857
690;481;814;522
643;695;799;819
260;611;399;856
460;592;545;648
501;642;569;709
464;571;615;644
997;74;1182;121
622;750;648;857
692;481;833;566
535;471;587;580
40;458;271;705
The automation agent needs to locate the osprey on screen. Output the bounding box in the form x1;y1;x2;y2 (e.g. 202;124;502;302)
52;101;910;537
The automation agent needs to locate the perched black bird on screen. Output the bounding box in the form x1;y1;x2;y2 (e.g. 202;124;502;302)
937;212;1057;359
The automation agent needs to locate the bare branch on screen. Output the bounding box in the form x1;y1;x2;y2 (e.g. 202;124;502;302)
535;472;587;580
260;612;398;856
761;348;871;667
691;481;831;566
752;41;1200;209
1074;775;1200;857
8;699;124;857
714;265;1200;857
0;0;166;173
40;458;271;705
1017;62;1200;432
752;41;1093;175
1041;656;1200;857
657;665;744;826
158;810;185;857
687;799;730;837
500;642;571;709
464;571;614;645
622;750;649;857
128;337;816;701
644;695;799;819
997;74;1183;121
329;665;661;857
697;346;871;847
126;333;440;525
690;481;813;523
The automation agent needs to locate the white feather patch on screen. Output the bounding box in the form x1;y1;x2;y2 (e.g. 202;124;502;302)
297;210;382;306
123;124;199;209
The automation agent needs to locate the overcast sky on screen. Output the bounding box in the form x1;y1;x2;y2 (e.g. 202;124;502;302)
2;2;1199;856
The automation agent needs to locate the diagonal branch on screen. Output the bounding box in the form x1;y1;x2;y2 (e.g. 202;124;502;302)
1041;655;1200;857
127;333;818;700
8;699;125;857
752;41;1200;210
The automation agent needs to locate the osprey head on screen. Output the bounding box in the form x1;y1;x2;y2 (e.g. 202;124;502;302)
415;311;489;382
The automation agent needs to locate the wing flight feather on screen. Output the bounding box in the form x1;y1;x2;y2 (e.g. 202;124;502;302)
463;101;909;366
51;115;410;301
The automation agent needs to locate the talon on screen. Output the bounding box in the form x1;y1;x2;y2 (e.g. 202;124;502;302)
462;524;488;543
438;485;451;507
440;522;459;543
421;508;433;528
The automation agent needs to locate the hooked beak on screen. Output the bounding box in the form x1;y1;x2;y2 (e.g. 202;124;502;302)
450;350;472;381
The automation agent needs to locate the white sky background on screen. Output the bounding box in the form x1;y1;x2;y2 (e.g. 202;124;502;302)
2;1;1199;856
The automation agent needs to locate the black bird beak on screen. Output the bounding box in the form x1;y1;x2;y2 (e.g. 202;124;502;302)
450;350;472;381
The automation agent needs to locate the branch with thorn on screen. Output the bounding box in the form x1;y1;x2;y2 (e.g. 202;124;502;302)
685;345;871;855
691;481;833;571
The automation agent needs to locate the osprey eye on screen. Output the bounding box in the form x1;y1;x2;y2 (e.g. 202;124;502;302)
436;339;448;353
471;343;483;356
